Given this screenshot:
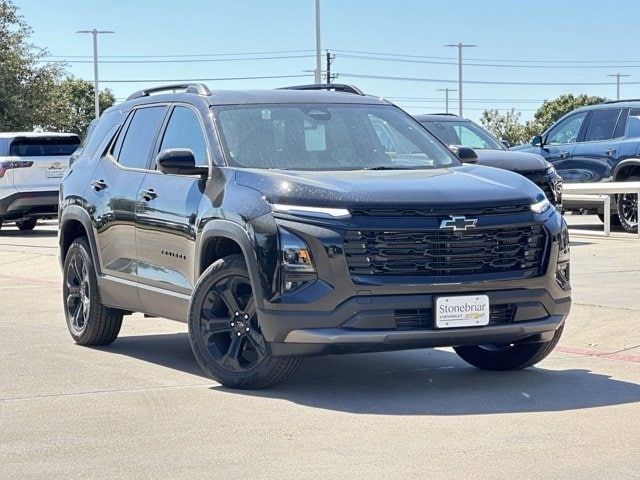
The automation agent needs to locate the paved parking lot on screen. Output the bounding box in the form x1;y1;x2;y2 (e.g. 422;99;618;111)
1;218;639;479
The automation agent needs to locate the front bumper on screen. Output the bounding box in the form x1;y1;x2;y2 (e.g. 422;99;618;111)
256;209;571;356
0;190;58;220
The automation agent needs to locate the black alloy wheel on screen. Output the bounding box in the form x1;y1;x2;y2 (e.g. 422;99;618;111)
188;254;302;389
65;251;91;334
617;176;639;234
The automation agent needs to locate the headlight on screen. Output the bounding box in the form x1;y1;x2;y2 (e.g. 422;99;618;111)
530;197;551;214
270;203;351;219
279;228;317;293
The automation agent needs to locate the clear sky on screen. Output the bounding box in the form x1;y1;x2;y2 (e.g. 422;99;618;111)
15;0;640;122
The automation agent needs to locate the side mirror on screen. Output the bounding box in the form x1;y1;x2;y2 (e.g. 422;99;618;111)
156;148;208;176
500;139;512;149
530;135;544;147
456;146;478;164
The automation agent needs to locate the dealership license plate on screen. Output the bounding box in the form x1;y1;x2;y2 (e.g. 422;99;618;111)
435;295;490;328
46;168;64;179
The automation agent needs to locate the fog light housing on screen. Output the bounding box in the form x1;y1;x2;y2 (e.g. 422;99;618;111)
555;221;571;290
279;228;317;293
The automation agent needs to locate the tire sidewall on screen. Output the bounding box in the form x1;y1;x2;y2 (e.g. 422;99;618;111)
616;176;640;233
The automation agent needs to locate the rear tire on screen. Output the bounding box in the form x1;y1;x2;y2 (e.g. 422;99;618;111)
188;254;302;389
62;237;123;346
617;176;639;234
453;325;564;371
16;218;37;231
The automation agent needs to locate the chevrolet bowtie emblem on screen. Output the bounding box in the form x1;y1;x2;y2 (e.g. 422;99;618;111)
439;216;478;231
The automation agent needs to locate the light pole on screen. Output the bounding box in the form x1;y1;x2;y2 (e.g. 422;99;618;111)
76;29;114;119
444;43;476;117
436;88;457;114
314;0;322;83
607;73;631;100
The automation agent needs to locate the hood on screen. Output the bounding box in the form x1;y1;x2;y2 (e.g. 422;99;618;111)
475;149;549;172
235;165;543;209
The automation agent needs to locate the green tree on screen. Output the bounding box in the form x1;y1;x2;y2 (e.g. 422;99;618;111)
0;0;65;130
531;93;606;133
50;78;116;136
479;109;530;145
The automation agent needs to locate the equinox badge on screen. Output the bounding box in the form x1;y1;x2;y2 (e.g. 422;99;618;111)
439;216;478;231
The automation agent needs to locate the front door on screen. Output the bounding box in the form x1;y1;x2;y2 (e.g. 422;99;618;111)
541;110;589;180
135;105;210;320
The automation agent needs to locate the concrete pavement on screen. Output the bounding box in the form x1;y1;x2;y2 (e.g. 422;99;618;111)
0;219;639;479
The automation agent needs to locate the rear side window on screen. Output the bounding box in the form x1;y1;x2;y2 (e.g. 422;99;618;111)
583;109;621;142
159;106;208;166
116;106;167;169
82;111;122;157
9;136;80;156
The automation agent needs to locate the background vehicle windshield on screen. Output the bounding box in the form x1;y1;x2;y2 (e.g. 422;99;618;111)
215;104;458;170
420;120;504;150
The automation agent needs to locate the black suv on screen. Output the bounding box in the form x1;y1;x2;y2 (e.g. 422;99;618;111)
414;114;563;208
59;83;571;389
514;100;640;232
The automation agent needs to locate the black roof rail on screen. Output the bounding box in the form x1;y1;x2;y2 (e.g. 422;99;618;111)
126;83;212;101
278;83;365;96
429;113;460;117
602;98;640;104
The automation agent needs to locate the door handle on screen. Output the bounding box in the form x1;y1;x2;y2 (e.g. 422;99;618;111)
605;149;617;156
141;188;157;202
559;151;571;159
90;179;107;191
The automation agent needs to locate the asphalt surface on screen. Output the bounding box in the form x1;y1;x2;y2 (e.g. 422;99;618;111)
1;217;639;479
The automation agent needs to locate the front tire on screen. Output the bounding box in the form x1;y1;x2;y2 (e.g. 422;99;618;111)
617;176;639;234
16;218;37;231
62;237;123;345
596;212;621;226
188;254;302;389
453;325;564;371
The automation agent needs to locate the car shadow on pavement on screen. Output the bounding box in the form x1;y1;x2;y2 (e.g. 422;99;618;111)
0;229;57;238
107;332;640;416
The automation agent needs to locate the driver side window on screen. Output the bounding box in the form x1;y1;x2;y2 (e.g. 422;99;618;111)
546;112;588;145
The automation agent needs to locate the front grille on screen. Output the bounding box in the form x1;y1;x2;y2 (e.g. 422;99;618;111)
395;304;516;330
344;225;546;277
350;204;530;217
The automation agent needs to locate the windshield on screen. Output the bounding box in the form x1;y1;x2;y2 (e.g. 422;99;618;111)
214;104;458;170
420;120;504;150
9;136;80;157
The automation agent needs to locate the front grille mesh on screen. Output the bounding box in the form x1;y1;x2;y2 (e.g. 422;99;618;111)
395;303;516;330
344;225;546;277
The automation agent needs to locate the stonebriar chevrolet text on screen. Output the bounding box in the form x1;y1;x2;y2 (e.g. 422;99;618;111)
58;83;571;389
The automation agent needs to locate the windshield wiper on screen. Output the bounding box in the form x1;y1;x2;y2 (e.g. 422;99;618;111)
363;165;423;170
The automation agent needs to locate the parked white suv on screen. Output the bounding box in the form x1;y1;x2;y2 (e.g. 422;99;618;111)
0;132;79;232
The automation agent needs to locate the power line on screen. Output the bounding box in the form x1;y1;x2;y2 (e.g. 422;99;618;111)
42;49;315;59
387;97;545;103
396;104;538;112
99;73;313;83
38;54;315;64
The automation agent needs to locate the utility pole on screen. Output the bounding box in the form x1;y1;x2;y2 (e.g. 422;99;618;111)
326;50;335;83
444;43;476;117
76;29;114;119
436;88;457;114
607;73;631;100
315;0;322;83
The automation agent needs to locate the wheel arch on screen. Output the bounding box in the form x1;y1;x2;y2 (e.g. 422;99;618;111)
613;159;640;181
196;219;270;308
59;206;101;273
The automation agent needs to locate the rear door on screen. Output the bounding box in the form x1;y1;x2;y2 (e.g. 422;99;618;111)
9;136;80;191
571;108;625;182
135;104;210;318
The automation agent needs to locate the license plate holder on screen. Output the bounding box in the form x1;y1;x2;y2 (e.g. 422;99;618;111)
435;295;490;328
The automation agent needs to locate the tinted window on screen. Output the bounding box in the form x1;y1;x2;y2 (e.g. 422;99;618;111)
9;136;80;156
583;109;621;142
421;120;503;150
627;109;640;138
216;104;456;170
546;112;588;145
117;106;167;169
83;110;123;157
159;107;208;166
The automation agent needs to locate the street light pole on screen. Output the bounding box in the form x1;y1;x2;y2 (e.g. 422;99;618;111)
444;43;476;117
315;0;322;83
607;73;631;100
76;29;114;119
436;88;457;114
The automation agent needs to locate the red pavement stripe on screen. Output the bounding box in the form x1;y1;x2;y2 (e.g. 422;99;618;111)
556;345;640;364
0;273;59;286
